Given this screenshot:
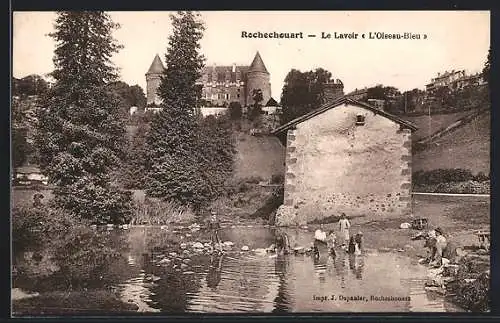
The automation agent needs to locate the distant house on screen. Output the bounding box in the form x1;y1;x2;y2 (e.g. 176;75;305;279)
345;87;368;101
271;96;417;226
262;97;281;115
453;72;487;90
426;70;465;93
13;166;48;186
199;107;228;117
367;98;385;110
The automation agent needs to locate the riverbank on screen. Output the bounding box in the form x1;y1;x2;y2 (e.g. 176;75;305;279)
299;194;490;312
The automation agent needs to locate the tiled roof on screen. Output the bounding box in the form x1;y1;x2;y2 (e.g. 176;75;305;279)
146;54;165;74
271;96;418;135
248;51;269;74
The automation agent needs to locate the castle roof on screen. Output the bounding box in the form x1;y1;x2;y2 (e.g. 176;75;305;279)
146;54;165;74
265;97;280;107
271;96;417;135
201;65;249;83
248;51;269;74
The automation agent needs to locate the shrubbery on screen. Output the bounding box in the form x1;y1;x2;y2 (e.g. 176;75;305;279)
12;205;128;291
450;257;490;312
413;169;489;186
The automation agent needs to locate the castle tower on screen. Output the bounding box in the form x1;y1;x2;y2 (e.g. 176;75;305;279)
146;54;165;105
246;51;271;107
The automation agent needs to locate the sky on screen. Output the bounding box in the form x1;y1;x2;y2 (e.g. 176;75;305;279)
13;11;490;98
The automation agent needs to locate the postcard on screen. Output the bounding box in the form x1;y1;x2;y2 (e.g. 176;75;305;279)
11;10;491;315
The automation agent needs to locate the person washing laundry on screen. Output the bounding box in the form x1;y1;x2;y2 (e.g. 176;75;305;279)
429;227;448;267
338;213;351;249
313;224;328;258
327;230;337;257
347;232;363;255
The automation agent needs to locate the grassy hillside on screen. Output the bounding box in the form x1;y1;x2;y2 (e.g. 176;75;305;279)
413;110;490;174
403;110;478;142
233;132;285;180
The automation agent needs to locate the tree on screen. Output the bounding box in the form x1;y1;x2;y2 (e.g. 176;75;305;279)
248;88;263;121
120;119;149;189
145;11;211;210
228;101;242;120
198;114;235;197
13;75;49;97
280;68;335;124
129;85;147;108
482;47;491;83
12;127;29;167
35;11;133;224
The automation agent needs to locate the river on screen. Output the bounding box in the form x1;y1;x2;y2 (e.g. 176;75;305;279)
12;225;463;314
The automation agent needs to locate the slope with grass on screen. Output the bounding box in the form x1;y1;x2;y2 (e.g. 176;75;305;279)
233;132;285;180
412;110;490;174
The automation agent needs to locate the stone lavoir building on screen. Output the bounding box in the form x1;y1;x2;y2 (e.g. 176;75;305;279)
145;51;272;108
271;96;418;226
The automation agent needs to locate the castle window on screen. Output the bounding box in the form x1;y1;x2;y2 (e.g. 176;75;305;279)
356;115;365;126
237;94;240;98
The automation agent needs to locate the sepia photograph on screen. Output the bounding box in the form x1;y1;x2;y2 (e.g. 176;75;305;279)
11;10;491;315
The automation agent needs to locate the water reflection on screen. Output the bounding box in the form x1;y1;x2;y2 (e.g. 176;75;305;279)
12;225;463;314
273;255;291;313
207;253;223;290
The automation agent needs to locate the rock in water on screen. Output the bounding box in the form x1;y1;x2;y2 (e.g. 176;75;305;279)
180;243;187;249
400;223;411;229
241;245;249;251
254;248;267;255
158;258;171;265
193;242;204;249
223;241;234;247
294;247;305;254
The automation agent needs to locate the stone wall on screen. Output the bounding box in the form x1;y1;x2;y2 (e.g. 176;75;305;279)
246;72;271;107
146;74;162;105
276;104;412;226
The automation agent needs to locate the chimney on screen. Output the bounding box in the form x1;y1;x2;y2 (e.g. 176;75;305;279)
232;63;236;73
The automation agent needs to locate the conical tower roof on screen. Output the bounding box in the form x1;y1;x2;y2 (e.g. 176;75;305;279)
248;51;269;74
146;54;165;74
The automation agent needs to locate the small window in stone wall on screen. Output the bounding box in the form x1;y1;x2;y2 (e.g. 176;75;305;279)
356;115;365;126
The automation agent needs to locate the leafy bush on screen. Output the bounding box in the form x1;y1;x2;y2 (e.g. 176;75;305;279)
413;169;475;185
473;172;489;182
433;181;490;194
451;258;490;312
12;207;48;253
271;174;284;184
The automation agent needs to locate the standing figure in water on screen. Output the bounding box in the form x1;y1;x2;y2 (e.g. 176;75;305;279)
275;229;291;255
327;230;337;257
208;210;223;253
347;231;363;255
338;213;351;249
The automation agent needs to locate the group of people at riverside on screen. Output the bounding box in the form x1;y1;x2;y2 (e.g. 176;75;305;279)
206;211;456;268
206;211;365;258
